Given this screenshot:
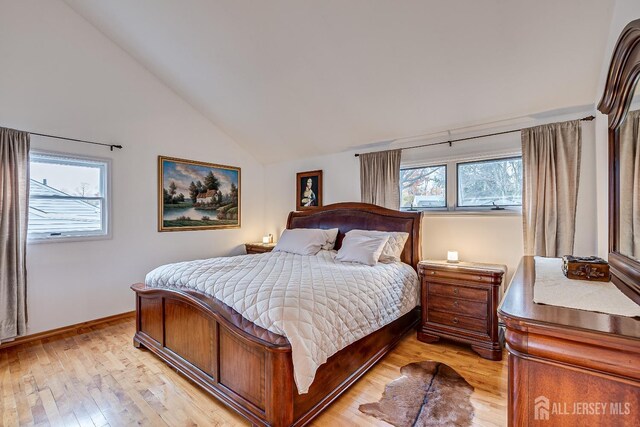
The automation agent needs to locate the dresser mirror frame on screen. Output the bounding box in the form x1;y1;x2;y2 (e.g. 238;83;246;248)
597;18;640;304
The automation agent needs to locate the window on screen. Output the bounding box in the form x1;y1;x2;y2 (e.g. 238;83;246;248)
400;155;522;213
28;152;109;241
457;157;522;208
400;165;446;209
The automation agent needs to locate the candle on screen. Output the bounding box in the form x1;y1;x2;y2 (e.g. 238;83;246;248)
262;235;271;244
447;251;459;263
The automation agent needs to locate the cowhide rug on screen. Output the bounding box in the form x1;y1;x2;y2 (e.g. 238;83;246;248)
359;361;474;427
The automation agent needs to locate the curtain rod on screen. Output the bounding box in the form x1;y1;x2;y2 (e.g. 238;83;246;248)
354;115;595;157
29;131;123;151
2;126;123;151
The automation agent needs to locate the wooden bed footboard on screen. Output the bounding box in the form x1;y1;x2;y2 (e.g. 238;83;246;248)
131;283;419;427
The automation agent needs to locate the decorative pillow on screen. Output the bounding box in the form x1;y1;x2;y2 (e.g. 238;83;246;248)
335;232;390;266
346;230;409;263
273;229;329;255
321;228;340;250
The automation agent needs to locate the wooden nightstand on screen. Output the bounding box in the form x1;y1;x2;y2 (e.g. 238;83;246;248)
417;260;506;361
245;242;276;254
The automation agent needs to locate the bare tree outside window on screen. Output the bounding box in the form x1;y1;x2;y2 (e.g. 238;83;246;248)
457;157;522;207
400;165;446;209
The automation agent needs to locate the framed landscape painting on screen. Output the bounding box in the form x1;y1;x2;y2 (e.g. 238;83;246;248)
158;156;240;231
296;170;323;210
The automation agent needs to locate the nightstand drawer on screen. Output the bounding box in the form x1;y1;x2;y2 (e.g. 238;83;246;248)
422;268;493;284
428;282;487;302
245;243;275;254
428;295;487;319
428;310;487;334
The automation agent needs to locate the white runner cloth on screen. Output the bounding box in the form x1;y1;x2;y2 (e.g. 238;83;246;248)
533;257;640;317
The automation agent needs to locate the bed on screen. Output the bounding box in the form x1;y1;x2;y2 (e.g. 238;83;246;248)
131;202;422;426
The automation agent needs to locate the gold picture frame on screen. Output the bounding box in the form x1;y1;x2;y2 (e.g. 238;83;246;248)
296;170;323;210
158;156;241;232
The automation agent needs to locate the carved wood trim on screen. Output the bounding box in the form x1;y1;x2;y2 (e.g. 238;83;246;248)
500;258;640;426
610;252;640;304
131;283;291;349
287;202;423;269
598;19;640;128
504;327;640;382
597;18;640;303
132;285;419;427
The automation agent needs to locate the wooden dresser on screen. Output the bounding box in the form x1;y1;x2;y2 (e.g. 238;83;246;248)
499;257;640;426
417;260;506;360
245;242;275;254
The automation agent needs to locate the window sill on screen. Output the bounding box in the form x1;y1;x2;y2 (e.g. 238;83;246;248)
402;208;522;217
27;233;112;244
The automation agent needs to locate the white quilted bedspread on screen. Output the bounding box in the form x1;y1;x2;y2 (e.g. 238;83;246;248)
145;250;419;393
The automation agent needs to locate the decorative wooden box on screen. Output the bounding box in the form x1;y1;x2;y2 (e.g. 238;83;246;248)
561;256;610;282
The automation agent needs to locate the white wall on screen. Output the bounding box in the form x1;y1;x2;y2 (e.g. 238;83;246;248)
0;0;609;335
0;0;265;334
575;121;598;256
265;120;598;284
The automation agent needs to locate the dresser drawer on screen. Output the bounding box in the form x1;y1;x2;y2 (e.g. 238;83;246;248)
422;268;495;284
428;295;487;319
428;310;488;334
428;282;487;302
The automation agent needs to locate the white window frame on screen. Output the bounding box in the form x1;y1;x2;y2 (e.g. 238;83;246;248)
400;151;522;215
28;150;112;243
400;164;448;210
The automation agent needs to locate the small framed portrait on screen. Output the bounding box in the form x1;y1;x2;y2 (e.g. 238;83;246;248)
296;170;323;210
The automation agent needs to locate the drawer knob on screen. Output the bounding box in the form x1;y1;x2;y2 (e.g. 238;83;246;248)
452;317;459;324
477;276;484;281
453;301;459;307
453;288;459;294
430;271;436;275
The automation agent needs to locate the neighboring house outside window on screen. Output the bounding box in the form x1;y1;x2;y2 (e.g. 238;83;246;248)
400;165;447;210
28;152;110;241
400;155;522;213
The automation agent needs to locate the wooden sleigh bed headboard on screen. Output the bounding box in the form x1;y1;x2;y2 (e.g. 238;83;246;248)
287;202;423;269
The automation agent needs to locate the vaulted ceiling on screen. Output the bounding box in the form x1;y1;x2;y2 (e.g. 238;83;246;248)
64;0;614;163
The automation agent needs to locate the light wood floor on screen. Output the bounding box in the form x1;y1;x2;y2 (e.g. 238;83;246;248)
0;316;507;426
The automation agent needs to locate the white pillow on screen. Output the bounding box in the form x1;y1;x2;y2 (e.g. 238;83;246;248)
321;228;340;250
273;229;332;255
345;230;409;263
335;232;390;266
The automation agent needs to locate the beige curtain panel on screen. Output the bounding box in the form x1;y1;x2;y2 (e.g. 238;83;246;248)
359;149;402;210
619;110;640;260
0;127;30;341
521;120;581;257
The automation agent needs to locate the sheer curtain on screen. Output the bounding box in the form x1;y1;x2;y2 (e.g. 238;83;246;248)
521;120;581;257
359;149;402;209
0;127;30;341
619;110;640;259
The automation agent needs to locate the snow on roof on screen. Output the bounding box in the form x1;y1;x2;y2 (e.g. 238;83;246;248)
28;180;101;234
